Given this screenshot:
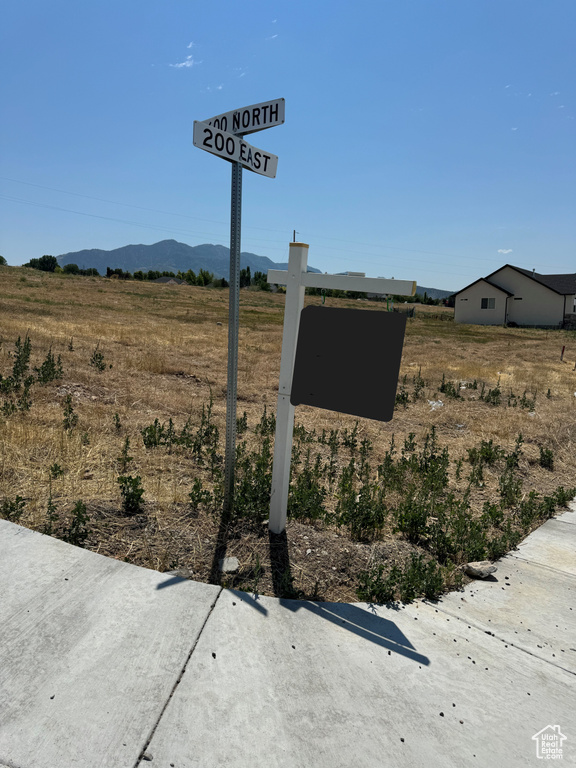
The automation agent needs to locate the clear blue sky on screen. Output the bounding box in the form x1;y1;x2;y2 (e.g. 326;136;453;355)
1;1;574;291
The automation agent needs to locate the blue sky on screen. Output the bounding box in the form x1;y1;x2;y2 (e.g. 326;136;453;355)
1;1;574;291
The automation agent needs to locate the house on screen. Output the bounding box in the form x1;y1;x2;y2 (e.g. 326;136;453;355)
453;265;576;328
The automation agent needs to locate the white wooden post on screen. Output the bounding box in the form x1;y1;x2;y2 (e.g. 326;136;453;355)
268;242;308;534
267;251;416;534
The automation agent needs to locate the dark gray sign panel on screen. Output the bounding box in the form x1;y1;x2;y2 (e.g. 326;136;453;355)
290;306;407;422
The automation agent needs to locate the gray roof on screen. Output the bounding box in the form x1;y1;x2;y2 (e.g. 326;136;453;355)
511;266;576;295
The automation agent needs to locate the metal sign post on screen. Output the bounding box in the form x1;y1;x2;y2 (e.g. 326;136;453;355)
194;98;284;515
267;250;416;534
223;161;242;513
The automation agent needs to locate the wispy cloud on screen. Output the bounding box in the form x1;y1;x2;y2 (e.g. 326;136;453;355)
498;249;513;254
187;41;194;49
511;127;518;131
266;34;278;40
170;55;202;69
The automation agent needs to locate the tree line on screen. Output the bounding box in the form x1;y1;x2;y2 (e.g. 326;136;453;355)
18;255;449;304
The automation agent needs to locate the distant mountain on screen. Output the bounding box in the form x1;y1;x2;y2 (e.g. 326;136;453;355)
415;286;453;300
56;240;452;296
56;240;321;279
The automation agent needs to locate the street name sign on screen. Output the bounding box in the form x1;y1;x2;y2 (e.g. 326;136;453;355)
203;98;285;136
193;120;278;178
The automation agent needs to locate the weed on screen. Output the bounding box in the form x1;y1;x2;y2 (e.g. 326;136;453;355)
113;412;122;431
357;554;448;604
189;478;213;513
412;368;426;401
35;348;63;384
255;405;276;437
236;411;248;435
50;463;64;479
62;501;90;547
233;436;273;525
89;343;106;372
62;394;78;429
481;379;502;406
288;450;327;521
520;391;536;410
439;373;461;399
499;468;522;508
467;439;504;466
505;433;524;469
117;437;133;472
117;475;145;515
0;496;25;522
395;387;409;408
539;446;554;470
43;491;60;536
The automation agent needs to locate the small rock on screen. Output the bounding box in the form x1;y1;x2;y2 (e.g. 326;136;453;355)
216;322;222;326
142;754;153;762
219;557;239;573
464;561;497;579
82;471;93;480
306;549;312;555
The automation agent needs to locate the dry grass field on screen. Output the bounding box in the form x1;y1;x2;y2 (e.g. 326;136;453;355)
1;264;575;602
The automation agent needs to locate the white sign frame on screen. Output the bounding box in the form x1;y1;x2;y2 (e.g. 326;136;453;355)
267;244;416;534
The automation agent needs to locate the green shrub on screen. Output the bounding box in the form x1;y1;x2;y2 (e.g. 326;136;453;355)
117;475;145;514
539;446;554;471
62;501;90;547
0;496;25;522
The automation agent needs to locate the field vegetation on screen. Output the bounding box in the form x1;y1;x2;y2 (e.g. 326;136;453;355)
1;264;575;603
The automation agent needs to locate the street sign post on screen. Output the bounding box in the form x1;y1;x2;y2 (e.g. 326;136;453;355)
193;99;283;515
267;243;416;534
193;121;278;178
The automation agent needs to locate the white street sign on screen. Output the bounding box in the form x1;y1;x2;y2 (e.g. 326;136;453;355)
203;98;285;136
193;121;278;178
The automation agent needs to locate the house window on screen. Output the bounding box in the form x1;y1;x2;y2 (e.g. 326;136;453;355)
481;298;495;309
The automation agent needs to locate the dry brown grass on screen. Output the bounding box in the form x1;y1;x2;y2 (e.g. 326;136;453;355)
1;265;575;601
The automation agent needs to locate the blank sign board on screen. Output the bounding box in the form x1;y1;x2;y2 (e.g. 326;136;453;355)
290;307;407;422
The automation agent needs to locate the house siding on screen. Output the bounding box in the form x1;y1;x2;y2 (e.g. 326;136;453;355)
489;267;564;326
454;281;507;325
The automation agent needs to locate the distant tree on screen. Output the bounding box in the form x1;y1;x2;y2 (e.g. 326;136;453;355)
213;277;229;288
162;271;176;278
81;268;99;277
63;263;80;274
239;266;251;288
0;255;7;266
252;270;270;291
146;270;161;281
37;255;58;272
197;268;214;286
133;271;145;281
183;269;197;285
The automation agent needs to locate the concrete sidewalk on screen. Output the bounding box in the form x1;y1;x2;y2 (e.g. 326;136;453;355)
0;507;574;768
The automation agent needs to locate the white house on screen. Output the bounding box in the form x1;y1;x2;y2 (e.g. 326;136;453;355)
453;265;576;328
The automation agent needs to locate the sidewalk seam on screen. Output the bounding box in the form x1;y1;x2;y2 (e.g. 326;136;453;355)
427;601;576;677
131;586;223;768
509;553;576;579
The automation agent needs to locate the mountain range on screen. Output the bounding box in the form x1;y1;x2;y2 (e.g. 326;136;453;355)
56;240;452;297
